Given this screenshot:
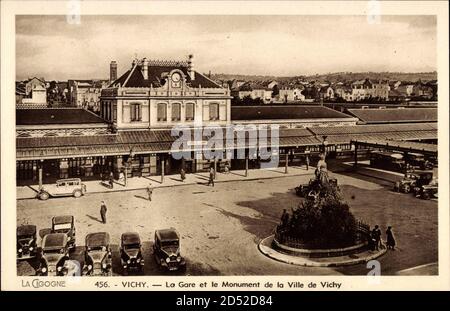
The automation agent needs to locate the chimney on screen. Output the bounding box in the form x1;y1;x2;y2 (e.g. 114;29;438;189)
142;58;149;80
110;61;117;82
187;54;195;80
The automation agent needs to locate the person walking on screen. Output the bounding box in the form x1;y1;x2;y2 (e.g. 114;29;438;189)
180;168;186;182
146;184;153;202
109;171;114;189
386;226;396;250
371;225;382;250
280;209;290;228
305;155;310;171
100;200;107;224
118;170;125;186
207;167;215;187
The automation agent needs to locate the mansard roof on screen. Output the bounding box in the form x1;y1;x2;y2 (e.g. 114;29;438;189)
110;60;222;89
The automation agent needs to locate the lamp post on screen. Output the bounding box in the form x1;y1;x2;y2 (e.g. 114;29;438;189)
321;135;328;158
125;148;134;187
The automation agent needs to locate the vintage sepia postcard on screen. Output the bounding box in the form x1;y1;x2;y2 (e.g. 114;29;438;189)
1;0;449;293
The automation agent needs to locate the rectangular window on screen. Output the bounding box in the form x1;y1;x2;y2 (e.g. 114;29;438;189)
185;103;194;121
130;103;142;121
157;103;167;121
113;104;117;122
209;103;219;121
172;103;181;121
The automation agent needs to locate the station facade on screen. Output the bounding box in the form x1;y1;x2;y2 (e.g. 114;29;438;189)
15;56;439;185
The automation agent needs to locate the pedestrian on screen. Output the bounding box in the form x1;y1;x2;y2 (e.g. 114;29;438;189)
386;226;396;250
306;155;310;171
118;170;125;186
224;161;230;174
280;209;290;228
180;168;186;182
371;225;382;250
100;200;107;224
146;183;153;202
207;167;215;187
109;171;114;189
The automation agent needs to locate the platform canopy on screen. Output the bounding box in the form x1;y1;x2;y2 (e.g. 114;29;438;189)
351;139;438;156
16;123;438;161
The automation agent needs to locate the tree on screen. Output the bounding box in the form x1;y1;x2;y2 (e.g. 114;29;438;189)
282;177;357;248
272;84;279;98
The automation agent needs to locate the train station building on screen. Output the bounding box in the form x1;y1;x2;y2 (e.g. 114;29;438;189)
15;57;439;185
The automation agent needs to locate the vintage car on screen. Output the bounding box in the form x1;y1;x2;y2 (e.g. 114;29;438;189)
37;233;69;276
393;171;433;193
120;232;144;273
153;228;186;271
51;216;76;249
38;178;87;200
17;225;38;260
405;153;434;170
414;178;438;200
83;232;113;276
370;151;405;173
295;177;338;197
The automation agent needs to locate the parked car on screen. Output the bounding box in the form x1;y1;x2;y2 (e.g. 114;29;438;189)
153;228;186;271
51;216;76;249
120;232;144;273
84;232;112;276
393;171;433;193
17;225;37;260
37;233;69;276
405;153;433;170
414;178;438;200
38;178;86;200
370;151;405;173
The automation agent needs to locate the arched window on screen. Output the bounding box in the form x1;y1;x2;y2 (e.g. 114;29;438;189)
172;103;181;122
209;103;219;121
157;103;167;121
130;103;142;121
185;103;195;121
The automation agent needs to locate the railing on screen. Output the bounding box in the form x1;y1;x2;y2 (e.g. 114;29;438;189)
274;219;370;250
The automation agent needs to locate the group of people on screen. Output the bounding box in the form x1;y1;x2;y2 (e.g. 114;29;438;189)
369;225;396;251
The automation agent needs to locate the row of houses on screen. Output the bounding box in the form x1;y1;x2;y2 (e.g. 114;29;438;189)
227;78;437;104
16;77;110;111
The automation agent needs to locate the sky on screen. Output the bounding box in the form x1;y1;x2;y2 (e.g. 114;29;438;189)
16;15;437;80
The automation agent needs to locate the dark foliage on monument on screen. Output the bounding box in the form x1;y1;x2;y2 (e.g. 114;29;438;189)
280;167;358;249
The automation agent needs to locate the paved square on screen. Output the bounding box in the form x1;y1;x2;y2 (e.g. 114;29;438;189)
17;170;438;276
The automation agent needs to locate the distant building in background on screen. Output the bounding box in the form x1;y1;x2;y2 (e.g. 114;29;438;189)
68;79;109;111
278;86;306;102
16;77;47;108
232;81;277;103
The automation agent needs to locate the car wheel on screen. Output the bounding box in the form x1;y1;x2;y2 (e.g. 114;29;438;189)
39;192;49;200
422;192;430;200
403;185;411;193
73;190;82;198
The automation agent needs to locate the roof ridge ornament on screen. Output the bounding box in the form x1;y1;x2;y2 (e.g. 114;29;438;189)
147;59;188;67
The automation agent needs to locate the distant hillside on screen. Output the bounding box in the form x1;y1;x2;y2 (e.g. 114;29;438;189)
210;71;437;83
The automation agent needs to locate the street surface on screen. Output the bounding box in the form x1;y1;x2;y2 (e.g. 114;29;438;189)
17;169;438;276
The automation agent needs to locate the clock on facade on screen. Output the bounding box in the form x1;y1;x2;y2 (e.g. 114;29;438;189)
172;72;181;82
171;72;182;88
